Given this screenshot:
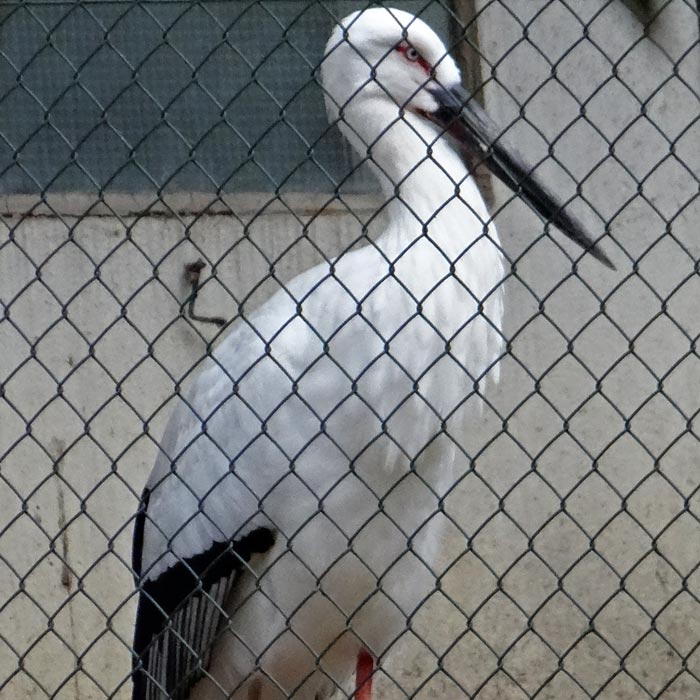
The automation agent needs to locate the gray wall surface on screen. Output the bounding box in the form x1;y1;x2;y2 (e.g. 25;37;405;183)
1;1;699;699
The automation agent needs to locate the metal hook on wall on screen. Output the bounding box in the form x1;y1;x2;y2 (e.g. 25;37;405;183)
183;259;227;328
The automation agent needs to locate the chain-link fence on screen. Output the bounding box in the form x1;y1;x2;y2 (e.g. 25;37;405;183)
1;1;700;699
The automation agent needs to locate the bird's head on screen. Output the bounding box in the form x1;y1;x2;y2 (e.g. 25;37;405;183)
321;7;615;269
321;7;460;121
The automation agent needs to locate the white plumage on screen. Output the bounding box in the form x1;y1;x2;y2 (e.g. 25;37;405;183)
131;8;610;700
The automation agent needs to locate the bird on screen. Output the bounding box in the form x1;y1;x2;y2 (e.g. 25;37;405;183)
130;7;613;700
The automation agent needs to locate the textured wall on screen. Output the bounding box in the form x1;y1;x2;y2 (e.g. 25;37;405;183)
0;202;379;699
394;1;700;698
1;1;699;699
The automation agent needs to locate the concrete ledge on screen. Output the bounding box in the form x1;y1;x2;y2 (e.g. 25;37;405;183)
0;191;384;219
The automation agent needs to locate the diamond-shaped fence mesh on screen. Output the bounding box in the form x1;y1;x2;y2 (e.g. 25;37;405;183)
1;0;699;699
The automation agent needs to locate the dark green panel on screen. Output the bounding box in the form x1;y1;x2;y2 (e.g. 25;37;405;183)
0;0;454;194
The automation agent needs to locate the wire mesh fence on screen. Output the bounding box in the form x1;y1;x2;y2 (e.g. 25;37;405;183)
1;1;699;699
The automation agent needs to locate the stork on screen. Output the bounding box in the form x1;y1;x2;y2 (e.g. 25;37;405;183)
131;8;612;700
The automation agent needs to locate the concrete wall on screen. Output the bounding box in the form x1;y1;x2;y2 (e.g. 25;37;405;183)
1;1;699;699
0;201;380;700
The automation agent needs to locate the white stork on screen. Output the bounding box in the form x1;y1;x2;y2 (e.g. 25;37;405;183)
131;7;612;700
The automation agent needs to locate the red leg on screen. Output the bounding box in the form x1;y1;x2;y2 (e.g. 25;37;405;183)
355;649;374;700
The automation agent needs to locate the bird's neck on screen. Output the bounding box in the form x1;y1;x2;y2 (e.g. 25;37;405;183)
342;100;492;261
379;167;491;262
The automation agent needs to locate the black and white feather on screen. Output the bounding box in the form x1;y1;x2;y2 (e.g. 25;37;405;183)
132;485;275;700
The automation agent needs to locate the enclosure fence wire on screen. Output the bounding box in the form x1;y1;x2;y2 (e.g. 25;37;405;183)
1;1;700;699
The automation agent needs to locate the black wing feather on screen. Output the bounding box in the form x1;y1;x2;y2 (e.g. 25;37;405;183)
132;490;275;700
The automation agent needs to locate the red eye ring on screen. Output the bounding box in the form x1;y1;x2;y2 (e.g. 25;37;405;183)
396;42;432;75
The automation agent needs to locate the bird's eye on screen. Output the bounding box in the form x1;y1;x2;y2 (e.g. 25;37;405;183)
395;42;431;73
396;42;422;63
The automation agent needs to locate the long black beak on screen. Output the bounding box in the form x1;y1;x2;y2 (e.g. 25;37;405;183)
425;85;615;269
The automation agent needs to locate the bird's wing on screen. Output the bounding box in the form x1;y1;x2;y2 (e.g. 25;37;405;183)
132;483;275;700
129;269;337;700
129;251;423;700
